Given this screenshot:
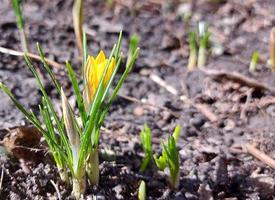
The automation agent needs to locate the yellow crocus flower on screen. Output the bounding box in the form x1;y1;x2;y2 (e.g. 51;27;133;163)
83;50;115;110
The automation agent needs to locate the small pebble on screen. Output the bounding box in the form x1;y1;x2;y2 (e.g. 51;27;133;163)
133;106;144;116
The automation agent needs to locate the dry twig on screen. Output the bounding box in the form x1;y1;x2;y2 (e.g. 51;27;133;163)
201;69;275;95
150;73;178;96
0;46;62;68
50;180;62;200
246;143;275;170
194;103;218;122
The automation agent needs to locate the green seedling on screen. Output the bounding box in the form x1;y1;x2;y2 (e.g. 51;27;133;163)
270;27;275;72
11;0;29;52
187;31;197;70
140;124;153;172
73;0;84;56
249;51;259;72
197;22;211;68
138;180;146;200
154;125;181;189
0;32;139;199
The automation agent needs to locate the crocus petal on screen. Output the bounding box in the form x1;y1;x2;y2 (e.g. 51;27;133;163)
95;50;106;64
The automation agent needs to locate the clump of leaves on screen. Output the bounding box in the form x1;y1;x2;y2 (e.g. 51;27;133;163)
140;124;181;189
0;32;139;199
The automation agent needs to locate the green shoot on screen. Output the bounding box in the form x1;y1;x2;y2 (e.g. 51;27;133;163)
138;180;146;200
140;124;153;172
73;0;84;56
270;27;275;72
187;31;197;70
154;126;181;189
197;22;211;68
249;51;259;72
11;0;29;52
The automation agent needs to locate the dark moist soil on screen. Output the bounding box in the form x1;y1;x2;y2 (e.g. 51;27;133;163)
0;0;275;199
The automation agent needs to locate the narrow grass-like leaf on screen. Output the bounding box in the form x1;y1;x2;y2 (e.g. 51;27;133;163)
82;31;88;81
115;31;123;61
140;124;153;172
66;61;87;125
0;82;44;132
37;43;61;95
11;0;24;29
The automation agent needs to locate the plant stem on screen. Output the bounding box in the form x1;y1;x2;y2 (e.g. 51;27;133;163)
73;0;84;56
86;148;99;185
197;47;206;68
19;29;29;52
72;174;86;199
188;49;197;70
57;165;69;184
169;168;180;189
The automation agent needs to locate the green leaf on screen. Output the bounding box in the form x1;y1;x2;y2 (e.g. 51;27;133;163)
66;61;87;125
140;124;153;172
36;43;62;95
172;125;181;142
82;31;88;82
11;0;24;29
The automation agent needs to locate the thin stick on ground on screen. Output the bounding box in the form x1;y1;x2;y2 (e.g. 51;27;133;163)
194;103;218;122
201;69;275;95
246;143;275;170
0;167;4;193
0;46;62;68
150;74;178;96
50;180;62;200
118;94;180;118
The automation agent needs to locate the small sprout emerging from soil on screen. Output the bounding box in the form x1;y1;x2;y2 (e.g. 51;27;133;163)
270;27;275;72
187;31;197;70
140;125;181;189
249;51;260;72
197;22;211;68
154;126;180;189
0;32;139;199
187;22;211;70
73;0;84;56
140;124;153;172
138;180;146;200
11;0;29;52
